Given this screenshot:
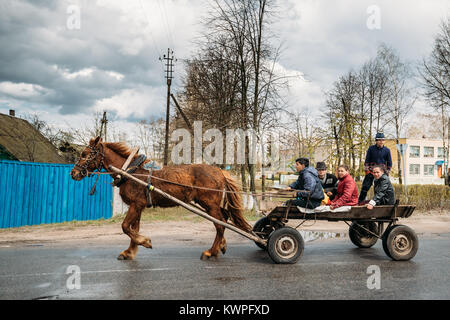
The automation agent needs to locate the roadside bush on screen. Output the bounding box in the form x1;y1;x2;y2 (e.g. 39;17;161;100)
396;184;450;211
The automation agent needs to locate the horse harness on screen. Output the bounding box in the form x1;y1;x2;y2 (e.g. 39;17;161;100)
74;144;105;178
75;144;153;205
112;154;154;208
146;164;154;208
114;154;147;187
73;144;106;195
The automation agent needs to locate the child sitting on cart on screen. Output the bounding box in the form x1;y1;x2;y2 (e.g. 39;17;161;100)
328;165;359;210
363;165;395;209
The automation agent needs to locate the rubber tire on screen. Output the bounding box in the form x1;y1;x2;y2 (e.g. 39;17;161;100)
381;225;400;259
267;227;304;264
349;221;378;248
252;217;281;250
382;225;419;261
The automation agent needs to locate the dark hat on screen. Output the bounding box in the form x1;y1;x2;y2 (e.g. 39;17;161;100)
375;132;385;140
316;161;327;170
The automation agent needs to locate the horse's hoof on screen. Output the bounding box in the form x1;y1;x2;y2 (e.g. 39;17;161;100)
200;251;212;260
117;253;134;260
142;240;153;249
221;246;227;255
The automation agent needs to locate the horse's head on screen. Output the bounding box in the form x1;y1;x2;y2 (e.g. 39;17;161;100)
71;136;105;181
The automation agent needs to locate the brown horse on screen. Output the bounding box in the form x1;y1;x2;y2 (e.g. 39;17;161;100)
70;136;251;260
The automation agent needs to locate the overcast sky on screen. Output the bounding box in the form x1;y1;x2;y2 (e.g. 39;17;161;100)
0;0;449;136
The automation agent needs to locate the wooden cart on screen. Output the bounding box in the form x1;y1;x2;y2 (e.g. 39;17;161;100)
253;202;419;264
109;166;419;264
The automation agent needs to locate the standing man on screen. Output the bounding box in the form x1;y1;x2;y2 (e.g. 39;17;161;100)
316;161;338;200
358;132;392;203
286;158;324;209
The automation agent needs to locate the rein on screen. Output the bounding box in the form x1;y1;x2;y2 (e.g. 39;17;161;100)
88;170;309;198
75;144;309;199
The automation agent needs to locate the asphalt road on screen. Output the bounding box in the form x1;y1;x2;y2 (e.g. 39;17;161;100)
0;234;449;300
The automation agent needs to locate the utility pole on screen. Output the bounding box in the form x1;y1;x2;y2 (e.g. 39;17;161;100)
170;94;193;134
100;111;108;142
160;48;175;166
396;143;408;202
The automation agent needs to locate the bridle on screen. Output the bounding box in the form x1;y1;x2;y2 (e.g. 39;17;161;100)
74;143;105;178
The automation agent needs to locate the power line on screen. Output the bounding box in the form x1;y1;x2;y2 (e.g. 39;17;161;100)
138;0;163;59
160;0;175;48
156;0;175;49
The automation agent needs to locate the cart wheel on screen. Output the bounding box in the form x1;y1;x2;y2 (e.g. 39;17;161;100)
267;227;304;264
381;225;400;259
349;221;378;248
382;225;418;261
252;217;281;250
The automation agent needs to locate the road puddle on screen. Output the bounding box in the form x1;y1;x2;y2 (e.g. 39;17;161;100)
299;231;346;242
32;295;59;300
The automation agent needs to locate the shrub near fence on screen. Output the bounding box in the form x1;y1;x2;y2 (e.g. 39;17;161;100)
358;183;450;211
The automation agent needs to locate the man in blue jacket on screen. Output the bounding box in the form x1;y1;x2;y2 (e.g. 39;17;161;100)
286;158;324;209
358;133;392;203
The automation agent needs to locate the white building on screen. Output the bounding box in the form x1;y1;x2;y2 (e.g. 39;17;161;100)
386;138;447;185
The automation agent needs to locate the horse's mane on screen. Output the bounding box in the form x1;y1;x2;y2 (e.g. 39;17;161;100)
104;141;150;165
104;142;133;158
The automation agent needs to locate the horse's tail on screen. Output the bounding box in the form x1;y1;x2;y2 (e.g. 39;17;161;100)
221;170;252;232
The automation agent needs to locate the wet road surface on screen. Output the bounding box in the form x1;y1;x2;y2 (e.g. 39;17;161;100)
0;233;449;300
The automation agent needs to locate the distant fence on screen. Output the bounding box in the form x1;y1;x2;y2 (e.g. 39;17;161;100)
0;160;113;228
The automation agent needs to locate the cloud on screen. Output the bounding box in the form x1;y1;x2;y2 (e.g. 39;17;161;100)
0;0;206;124
269;62;325;116
0;81;51;99
93;84;166;119
0;0;448;131
274;0;450;88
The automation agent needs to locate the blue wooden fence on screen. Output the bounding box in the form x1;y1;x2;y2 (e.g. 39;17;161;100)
0;160;113;229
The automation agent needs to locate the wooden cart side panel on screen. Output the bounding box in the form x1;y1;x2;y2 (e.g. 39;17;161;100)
403;206;416;218
268;205;416;220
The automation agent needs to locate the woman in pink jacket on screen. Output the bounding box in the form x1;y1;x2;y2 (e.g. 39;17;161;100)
329;165;359;210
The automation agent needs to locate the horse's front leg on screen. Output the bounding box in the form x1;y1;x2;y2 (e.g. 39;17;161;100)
118;204;152;260
118;215;144;260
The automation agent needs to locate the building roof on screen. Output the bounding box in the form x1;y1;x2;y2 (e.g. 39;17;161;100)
0;144;18;160
0;113;68;163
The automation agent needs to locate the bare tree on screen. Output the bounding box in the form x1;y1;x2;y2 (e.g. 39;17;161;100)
136;120;154;158
356;57;389;175
323;71;361;174
182;0;287;193
421;18;450;108
323;43;418;180
378;44;416;184
420;18;450;183
291;110;323;163
67;111;105;145
135;117;166;162
406;113;447;139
